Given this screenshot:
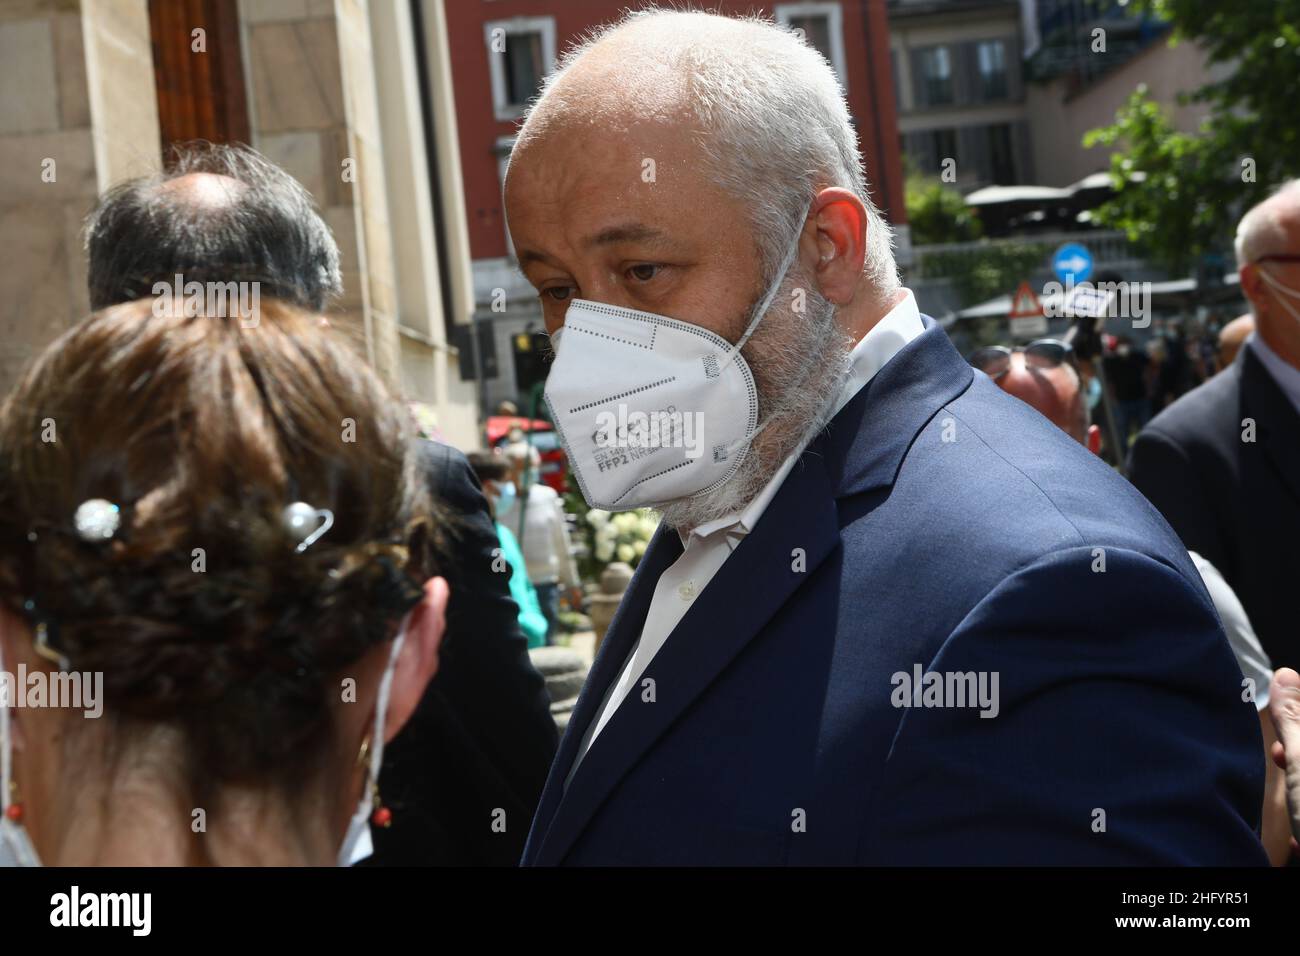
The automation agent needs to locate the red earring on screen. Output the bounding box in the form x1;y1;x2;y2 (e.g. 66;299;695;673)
4;781;22;822
370;781;392;828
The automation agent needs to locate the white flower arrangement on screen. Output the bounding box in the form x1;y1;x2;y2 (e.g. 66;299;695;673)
581;506;659;574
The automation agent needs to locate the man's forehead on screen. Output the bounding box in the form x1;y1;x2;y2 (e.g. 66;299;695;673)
510;116;700;196
506;120;735;258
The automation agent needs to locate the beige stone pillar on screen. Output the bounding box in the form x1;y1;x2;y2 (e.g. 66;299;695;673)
0;0;159;392
238;0;400;384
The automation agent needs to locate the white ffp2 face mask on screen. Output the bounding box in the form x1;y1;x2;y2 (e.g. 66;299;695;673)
544;223;804;512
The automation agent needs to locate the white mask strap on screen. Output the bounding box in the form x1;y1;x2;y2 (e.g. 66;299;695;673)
0;632;12;816
1259;266;1300;298
336;615;409;866
724;218;807;363
0;627;40;866
1259;268;1300;321
367;620;407;783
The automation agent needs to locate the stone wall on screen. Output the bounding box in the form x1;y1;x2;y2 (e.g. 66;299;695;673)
0;0;159;390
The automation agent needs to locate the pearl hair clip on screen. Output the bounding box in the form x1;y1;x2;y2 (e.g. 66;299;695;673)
67;498;333;553
283;502;334;553
73;498;121;541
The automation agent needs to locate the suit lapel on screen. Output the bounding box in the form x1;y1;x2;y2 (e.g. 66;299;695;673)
533;448;842;864
521;522;682;863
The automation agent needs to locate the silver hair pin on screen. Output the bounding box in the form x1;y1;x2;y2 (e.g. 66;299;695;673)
33;622;69;672
74;498;121;541
283;502;334;553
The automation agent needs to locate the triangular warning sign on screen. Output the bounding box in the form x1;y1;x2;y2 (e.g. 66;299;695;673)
1008;281;1043;318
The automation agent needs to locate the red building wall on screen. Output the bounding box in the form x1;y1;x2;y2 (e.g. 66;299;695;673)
444;0;906;263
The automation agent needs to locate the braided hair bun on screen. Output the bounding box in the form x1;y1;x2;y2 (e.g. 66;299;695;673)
0;298;441;785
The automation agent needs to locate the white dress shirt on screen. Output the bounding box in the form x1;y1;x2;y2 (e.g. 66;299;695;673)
1247;332;1300;417
1189;551;1272;711
565;291;925;784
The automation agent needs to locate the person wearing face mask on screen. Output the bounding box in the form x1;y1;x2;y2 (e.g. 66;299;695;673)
494;438;581;646
505;10;1265;866
0;299;449;867
1103;336;1150;450
468;452;550;649
1130;179;1300;677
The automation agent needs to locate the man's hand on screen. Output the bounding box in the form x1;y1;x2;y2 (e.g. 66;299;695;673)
1267;667;1300;849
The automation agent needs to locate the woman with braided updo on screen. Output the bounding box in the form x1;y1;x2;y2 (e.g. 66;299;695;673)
0;298;449;866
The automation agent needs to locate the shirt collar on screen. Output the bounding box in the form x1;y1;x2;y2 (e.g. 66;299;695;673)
1247;332;1300;416
678;290;924;548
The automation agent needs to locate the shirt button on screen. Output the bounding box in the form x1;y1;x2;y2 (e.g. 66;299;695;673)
678;580;697;601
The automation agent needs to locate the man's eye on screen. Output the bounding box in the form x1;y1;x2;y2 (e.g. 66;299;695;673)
543;286;573;302
628;264;661;282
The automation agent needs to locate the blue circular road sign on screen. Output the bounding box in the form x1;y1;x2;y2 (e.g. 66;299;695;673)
1053;243;1093;284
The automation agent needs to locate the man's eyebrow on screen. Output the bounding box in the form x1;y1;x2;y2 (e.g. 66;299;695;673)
583;223;674;248
516;248;552;268
515;223;676;271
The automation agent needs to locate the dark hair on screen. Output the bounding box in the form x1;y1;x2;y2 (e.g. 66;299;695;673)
466;451;510;484
0;298;438;792
85;142;343;312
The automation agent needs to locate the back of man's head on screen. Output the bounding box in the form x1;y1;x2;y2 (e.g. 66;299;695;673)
996;353;1101;454
85;143;342;311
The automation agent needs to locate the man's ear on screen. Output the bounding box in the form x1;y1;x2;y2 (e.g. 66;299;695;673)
810;187;867;306
383;576;449;745
1239;263;1267;313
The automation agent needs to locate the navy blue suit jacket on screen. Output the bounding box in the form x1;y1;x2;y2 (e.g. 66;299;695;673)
523;318;1267;865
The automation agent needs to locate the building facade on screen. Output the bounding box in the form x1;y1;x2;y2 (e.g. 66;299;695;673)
889;0;1033;189
0;0;480;448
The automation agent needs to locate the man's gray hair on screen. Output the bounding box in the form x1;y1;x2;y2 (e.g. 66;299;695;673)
512;8;899;297
1234;179;1300;268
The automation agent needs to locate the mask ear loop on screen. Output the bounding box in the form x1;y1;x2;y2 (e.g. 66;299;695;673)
364;618;407;800
1258;268;1300;322
0;632;12;818
713;220;809;458
1259;268;1300;298
721;220;807;368
0;627;39;866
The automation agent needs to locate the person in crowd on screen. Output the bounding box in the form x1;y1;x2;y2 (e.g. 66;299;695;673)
505;9;1265;865
494;435;581;646
1129;180;1300;673
0;298;448;865
1144;335;1168;413
1150;328;1192;412
1104;335;1150;448
468;452;549;648
1218;314;1255;371
81;143;557;866
979;341;1292;864
967;340;1100;453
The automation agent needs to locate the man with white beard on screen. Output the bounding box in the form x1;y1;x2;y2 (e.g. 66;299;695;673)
507;9;1266;865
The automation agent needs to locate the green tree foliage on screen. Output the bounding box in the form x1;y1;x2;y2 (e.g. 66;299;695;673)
1084;0;1300;272
905;172;983;246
